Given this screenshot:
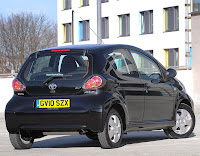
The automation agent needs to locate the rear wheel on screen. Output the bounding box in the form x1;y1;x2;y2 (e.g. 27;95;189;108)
9;132;34;149
98;109;123;149
164;104;195;139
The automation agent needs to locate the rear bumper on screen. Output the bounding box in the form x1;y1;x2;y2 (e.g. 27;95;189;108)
5;110;102;133
5;92;109;134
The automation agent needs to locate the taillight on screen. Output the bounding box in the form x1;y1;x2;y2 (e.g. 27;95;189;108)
51;49;70;52
12;79;25;92
83;76;103;90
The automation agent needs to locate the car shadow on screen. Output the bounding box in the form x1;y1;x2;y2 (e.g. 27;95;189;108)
32;131;196;149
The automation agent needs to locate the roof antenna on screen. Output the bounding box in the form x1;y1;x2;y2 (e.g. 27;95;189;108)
73;11;104;44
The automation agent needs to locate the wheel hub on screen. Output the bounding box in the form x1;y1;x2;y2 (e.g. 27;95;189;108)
108;115;121;143
172;109;192;135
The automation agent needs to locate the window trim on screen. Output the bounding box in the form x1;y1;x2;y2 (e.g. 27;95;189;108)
139;10;153;35
118;14;130;37
163;6;179;32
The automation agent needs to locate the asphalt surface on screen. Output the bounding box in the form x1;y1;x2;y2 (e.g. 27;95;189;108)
1;105;200;156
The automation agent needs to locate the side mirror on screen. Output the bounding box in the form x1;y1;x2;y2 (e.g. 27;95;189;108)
167;68;177;78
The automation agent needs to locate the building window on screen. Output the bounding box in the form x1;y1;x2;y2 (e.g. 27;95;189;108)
140;10;153;34
146;50;153;56
193;0;200;12
164;48;179;67
63;0;71;10
80;0;89;7
79;20;90;41
102;0;109;3
163;6;179;32
63;23;71;43
118;14;130;37
102;17;109;39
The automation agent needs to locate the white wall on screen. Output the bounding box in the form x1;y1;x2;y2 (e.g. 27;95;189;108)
0;78;14;112
57;0;187;66
0;70;195;112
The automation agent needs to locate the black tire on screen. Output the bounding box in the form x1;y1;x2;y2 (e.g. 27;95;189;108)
164;104;195;139
98;109;123;149
85;132;98;140
9;133;34;149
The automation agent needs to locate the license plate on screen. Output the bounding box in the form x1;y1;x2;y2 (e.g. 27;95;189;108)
36;99;70;108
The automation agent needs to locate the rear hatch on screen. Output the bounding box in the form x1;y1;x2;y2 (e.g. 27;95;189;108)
18;49;92;96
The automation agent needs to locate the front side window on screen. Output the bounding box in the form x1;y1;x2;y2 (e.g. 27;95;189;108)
140;10;153;34
79;20;90;41
119;14;130;37
164;6;179;32
63;0;71;10
63;23;71;43
131;50;161;79
80;0;89;7
104;49;139;78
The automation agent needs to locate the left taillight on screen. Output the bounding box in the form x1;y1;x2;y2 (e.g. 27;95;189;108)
83;76;104;90
12;79;25;92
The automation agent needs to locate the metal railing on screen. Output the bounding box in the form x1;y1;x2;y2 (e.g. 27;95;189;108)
0;73;18;78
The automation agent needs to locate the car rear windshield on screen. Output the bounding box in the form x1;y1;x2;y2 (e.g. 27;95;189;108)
22;52;90;81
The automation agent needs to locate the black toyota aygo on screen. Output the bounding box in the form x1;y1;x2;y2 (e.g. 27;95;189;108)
5;44;195;149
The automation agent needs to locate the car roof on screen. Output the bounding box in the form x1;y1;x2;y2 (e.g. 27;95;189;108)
37;44;144;54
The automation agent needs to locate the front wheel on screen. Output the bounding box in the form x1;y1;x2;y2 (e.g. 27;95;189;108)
9;132;34;149
98;109;123;149
164;104;195;139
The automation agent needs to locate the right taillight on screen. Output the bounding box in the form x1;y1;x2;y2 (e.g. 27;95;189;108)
12;79;25;92
83;76;104;90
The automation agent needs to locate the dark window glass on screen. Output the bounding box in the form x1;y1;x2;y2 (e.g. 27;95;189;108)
119;14;130;37
101;17;109;39
63;23;71;43
164;6;179;32
63;0;71;10
193;0;200;12
79;20;90;41
140;10;153;34
81;0;89;6
24;53;89;81
101;0;109;3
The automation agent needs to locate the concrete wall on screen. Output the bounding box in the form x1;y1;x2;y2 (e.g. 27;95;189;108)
0;70;194;112
191;12;200;102
57;0;187;67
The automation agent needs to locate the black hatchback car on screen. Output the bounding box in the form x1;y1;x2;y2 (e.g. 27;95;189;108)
5;44;195;149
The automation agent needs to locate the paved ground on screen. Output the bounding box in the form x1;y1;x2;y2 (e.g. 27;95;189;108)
1;105;200;156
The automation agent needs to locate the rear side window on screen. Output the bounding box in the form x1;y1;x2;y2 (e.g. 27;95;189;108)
104;49;139;78
23;52;90;81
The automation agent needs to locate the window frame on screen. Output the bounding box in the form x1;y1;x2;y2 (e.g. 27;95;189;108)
63;0;71;10
163;6;179;32
80;0;89;7
101;17;109;39
140;10;153;34
118;14;130;37
63;23;72;43
101;0;109;3
79;20;90;41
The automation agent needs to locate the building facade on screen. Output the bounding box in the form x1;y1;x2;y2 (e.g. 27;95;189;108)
57;0;192;67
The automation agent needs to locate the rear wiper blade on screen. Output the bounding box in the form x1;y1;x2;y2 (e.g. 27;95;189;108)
43;75;72;86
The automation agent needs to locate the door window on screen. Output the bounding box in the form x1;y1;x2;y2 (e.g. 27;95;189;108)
130;50;162;80
104;49;139;78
